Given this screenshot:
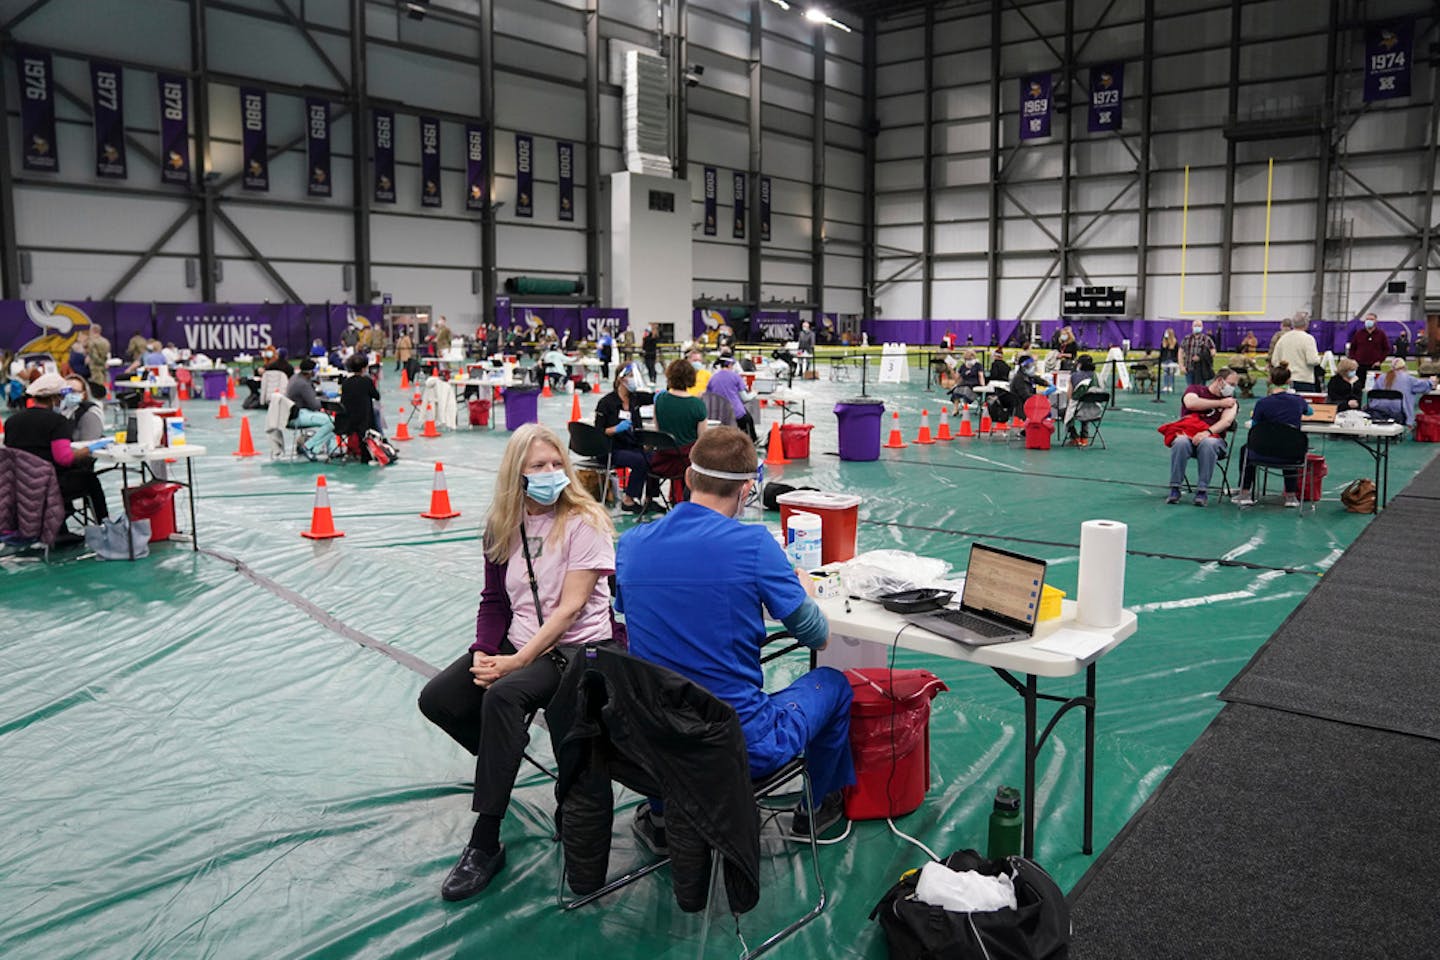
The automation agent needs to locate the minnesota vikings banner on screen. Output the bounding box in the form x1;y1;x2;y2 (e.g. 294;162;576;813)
465;123;487;212
557;141;575;221
760;176;771;242
702;166;717;236
240;87;268;191
515;134;534;218
1088;63;1123;133
373;109;395;203
17;47;57;172
1020;74;1052;140
305;98;330;197
157;74;189;185
1364;21;1412;102
419;115;441;207
733;172;745;239
90;60;126;179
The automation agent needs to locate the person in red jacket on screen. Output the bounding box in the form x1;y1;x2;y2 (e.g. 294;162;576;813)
1348;313;1390;370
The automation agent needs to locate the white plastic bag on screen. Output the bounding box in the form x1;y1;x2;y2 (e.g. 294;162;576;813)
84;516;151;560
839;550;951;600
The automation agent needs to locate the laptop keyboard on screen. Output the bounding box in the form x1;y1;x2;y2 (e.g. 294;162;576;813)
931;609;1017;638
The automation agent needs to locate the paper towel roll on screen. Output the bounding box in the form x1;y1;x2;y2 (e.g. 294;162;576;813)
1075;519;1127;628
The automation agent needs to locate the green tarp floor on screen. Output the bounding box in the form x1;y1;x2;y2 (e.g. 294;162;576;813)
3;370;1433;959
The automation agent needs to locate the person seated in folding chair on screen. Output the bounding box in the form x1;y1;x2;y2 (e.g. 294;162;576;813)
1234;362;1311;508
648;358;710;503
3;372;110;538
594;363;657;515
1064;355;1103;446
417;424;619;902
1165;368;1240;507
948;349;984;414
615;427;855;856
285;359;336;462
334;354;380;461
1007;354;1057;421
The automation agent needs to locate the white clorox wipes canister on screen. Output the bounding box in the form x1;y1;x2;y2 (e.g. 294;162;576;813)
785;512;823;571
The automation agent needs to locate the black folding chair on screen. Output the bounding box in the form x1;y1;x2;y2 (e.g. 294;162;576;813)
1238;421;1314;510
634;428;687;513
1062;387;1111;449
1364;388;1405;426
567;421;618;509
1180;422;1237;499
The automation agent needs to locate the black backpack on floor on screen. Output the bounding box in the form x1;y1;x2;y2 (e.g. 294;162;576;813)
871;849;1070;960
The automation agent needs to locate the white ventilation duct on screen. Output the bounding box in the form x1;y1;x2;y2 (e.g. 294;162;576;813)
623;49;672;177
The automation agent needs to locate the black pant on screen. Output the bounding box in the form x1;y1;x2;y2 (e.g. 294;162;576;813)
418;648;565;816
610;445;650;500
643;355;657;381
59;467;108;521
737;412;757;441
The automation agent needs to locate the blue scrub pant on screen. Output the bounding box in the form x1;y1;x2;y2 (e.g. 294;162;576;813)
742;666;856;801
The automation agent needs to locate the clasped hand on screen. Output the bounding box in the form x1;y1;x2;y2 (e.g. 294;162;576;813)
471;652;521;686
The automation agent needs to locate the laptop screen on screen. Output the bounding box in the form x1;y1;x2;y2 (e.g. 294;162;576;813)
961;543;1047;627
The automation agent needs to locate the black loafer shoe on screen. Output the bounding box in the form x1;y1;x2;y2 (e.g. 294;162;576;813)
440;843;506;902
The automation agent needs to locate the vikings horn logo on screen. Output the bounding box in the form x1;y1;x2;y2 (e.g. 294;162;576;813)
1098;72;1114;89
20;300;93;360
524;310;543;331
470;184;482;200
344;307;371;333
425;180;437;195
248;159;263;175
1028;81;1043;97
702;310;724;330
102;144;120;162
313;166;327;183
1380;29;1398;50
31;135;50;155
379;175;392;190
167;151;185;169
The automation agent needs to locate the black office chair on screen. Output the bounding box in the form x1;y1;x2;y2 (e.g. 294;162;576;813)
547;643;825;960
1238;421;1313;510
567;421;618;509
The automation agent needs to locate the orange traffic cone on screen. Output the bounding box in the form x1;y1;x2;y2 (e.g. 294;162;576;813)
569;393;582;423
936;407;953;441
217;391;232;420
421;404;441;438
958;403;974;437
400;368;410;390
300;474;345;539
883;412;908;448
979;408;992;434
914;409;935;444
1012;415;1024;431
759;397;768;408
764;421;791;465
226;375;236;399
421;462;461;519
542;378;553;398
178;378;189;402
394;407;412;441
233;416;258;457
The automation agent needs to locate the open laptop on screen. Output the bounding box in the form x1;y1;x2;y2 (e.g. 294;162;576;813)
904;543;1047;646
1302;402;1337;424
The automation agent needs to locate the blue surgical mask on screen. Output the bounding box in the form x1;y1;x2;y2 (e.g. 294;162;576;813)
1192;323;1204;334
690;361;703;370
1364;319;1376;330
59;391;80;411
624;377;640;392
1219;383;1235;398
523;470;570;506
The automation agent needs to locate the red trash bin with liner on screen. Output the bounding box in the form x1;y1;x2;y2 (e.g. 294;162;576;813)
1301;452;1327;502
779;422;815;458
123;481;182;542
468;398;491;426
843;668;949;820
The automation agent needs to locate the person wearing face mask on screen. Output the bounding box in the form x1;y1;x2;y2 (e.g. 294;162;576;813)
1270;314;1321;391
62;374;105;441
594;364;656;514
1179;321;1216;387
284;358;334;462
1327;357;1365;410
1165;368;1240;506
615;427;855;851
682;347;712;395
418;423;618;902
1007;353;1056;420
1347;313;1390;370
1234;362;1312;508
3;372;110;527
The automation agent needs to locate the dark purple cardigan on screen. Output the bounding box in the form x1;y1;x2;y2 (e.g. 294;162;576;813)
468;550;624;654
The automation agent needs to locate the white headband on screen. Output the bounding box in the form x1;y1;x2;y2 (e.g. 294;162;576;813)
689;463;755;482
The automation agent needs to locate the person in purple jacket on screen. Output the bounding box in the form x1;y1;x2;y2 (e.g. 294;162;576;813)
417;423;617;902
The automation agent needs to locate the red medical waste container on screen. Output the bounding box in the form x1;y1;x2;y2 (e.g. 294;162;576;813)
780;422;814;458
1301;453;1327;502
123;482;182;542
843;668;948;821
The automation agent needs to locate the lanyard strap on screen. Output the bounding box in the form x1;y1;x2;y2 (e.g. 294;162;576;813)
519;521;545;626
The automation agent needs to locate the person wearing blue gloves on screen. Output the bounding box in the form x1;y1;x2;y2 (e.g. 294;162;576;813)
593;364;656;514
616;427;855;851
1006;353;1056;419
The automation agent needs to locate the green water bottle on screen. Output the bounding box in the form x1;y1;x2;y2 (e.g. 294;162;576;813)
986;786;1022;860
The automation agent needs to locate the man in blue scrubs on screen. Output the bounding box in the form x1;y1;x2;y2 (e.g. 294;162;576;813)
616;427;854;851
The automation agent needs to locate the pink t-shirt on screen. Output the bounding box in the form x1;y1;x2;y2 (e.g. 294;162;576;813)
504;509;615;650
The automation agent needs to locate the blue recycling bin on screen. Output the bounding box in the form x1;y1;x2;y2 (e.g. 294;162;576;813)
504;386;541;431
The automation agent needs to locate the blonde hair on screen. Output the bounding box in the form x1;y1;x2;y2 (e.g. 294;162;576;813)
482;423;614;564
1162;328;1177;347
1335;357;1358;377
1382;357;1406;390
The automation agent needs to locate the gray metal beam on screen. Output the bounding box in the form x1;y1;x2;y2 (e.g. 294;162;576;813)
748;0;763;318
0;38;21;297
349;0;370;304
1311;0;1338;319
585;0;600;302
102;202;199;301
812;22;826;327
862;14;876;319
673;0;689;177
480;0;497;327
986;1;1001;318
1218;0;1241;312
273;0;349;92
1059;0;1074;309
1414;41;1440;326
214;206;303;302
192;0;216;301
1134;0;1154;319
921;3;934;320
0;0;53;34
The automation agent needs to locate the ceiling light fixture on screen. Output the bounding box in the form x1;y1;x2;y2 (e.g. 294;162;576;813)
804;7;852;32
767;0;791;10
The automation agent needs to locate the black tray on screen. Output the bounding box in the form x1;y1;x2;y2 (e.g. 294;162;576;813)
876;588;954;614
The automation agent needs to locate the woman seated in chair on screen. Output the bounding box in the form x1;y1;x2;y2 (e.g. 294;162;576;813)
1366;357;1436;426
653;357;709;461
1066;355;1102;446
593;363;655;514
948;349;985;414
335;353;380;458
703;357;756;440
1007;354;1054;418
3;373;109;525
1327;357;1365;411
62;374;106;442
418;423;618;903
1234;362;1310;508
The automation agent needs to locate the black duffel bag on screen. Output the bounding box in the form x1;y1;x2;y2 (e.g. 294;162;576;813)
870;849;1070;960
